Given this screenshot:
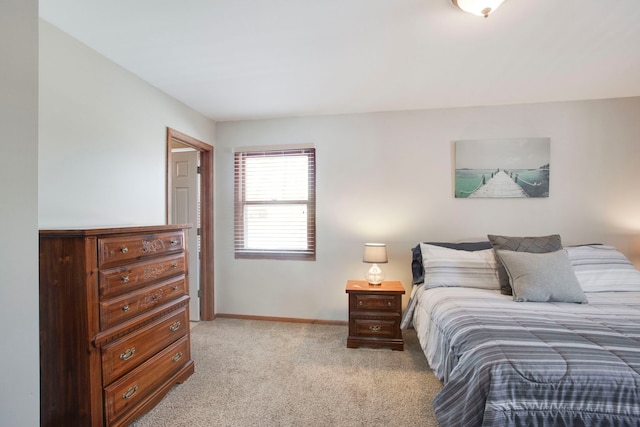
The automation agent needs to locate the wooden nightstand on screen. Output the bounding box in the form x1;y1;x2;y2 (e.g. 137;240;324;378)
345;280;405;351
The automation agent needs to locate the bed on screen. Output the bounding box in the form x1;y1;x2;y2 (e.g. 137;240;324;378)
401;237;640;426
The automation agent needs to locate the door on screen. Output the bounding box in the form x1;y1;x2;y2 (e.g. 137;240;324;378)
166;127;214;321
171;149;200;321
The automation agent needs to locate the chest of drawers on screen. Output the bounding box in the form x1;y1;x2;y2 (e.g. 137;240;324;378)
39;225;195;427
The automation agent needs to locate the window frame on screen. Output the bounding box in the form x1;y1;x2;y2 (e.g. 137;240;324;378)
234;148;316;261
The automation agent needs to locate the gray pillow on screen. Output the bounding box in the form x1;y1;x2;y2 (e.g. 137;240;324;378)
488;234;563;295
496;249;588;303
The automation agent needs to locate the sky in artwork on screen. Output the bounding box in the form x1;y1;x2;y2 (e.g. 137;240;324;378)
455;138;550;169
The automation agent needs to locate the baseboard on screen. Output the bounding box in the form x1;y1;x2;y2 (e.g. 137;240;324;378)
214;313;348;326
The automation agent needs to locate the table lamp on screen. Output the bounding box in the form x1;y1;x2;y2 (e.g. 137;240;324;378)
363;243;388;285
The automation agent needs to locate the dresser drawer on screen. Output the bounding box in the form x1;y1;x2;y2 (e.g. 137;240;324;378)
104;335;190;425
100;276;187;330
351;316;399;338
98;231;185;267
101;305;188;385
351;294;399;312
99;253;186;297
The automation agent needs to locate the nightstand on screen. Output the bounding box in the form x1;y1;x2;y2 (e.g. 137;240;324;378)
345;280;405;351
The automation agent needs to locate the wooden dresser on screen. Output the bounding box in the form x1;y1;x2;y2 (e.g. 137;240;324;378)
39;224;195;427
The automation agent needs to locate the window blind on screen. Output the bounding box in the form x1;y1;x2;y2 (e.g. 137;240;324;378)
234;148;316;260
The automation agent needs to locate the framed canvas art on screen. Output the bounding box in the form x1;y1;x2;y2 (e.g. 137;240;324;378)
455;138;550;198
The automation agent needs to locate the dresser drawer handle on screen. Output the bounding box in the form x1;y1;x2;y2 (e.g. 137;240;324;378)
122;385;138;399
122;275;130;283
172;351;183;363
122;304;130;312
120;246;129;254
358;301;363;306
387;301;392;307
119;347;136;361
369;325;382;332
172;286;179;291
170;239;179;245
171;263;178;269
169;321;181;332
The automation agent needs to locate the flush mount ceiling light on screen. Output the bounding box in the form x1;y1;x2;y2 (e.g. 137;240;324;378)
452;0;506;18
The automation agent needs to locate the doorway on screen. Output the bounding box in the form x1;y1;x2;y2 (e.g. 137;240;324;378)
166;128;215;320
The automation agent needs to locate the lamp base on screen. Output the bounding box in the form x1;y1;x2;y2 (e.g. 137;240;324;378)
365;264;384;286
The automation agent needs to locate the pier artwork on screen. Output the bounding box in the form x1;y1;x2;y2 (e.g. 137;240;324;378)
455;167;549;198
468;170;527;198
454;138;551;199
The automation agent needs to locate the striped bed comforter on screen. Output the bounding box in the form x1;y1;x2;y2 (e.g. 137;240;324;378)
403;286;640;426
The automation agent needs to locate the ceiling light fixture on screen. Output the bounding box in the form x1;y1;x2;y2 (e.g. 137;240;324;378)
452;0;506;18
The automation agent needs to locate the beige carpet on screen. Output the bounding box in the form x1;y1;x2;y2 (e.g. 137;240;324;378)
130;319;442;427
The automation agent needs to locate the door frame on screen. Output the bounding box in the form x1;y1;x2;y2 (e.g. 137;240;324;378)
166;127;215;320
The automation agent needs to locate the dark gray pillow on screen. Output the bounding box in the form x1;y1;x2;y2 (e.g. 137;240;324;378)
496;249;588;303
488;234;563;295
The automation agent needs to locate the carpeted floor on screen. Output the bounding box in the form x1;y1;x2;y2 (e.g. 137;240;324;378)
130;318;442;427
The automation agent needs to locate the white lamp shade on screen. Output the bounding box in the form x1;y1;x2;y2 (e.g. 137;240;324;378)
363;243;388;264
452;0;506;18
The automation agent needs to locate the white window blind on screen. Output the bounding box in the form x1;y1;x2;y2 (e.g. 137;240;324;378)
234;148;316;260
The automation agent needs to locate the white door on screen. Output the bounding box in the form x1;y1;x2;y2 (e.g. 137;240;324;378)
171;149;200;321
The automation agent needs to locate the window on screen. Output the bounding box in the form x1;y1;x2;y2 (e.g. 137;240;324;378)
234;148;316;260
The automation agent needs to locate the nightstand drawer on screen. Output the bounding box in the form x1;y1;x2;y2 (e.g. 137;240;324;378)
351;294;399;311
352;317;398;338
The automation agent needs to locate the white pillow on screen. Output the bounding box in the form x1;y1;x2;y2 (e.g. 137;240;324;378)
565;245;640;292
420;243;499;290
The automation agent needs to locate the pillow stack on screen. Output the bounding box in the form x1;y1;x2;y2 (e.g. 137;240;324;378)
414;235;640;304
487;234;563;295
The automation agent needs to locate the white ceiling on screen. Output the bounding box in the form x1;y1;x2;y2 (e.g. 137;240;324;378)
39;0;640;122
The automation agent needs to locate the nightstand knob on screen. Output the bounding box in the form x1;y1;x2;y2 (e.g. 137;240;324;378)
369;325;382;332
358;301;363;306
387;301;392;307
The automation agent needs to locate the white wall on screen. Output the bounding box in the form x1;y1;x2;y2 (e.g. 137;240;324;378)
39;20;215;228
215;97;640;321
0;1;39;426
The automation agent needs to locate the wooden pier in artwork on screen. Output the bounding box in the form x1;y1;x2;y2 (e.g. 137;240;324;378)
469;170;528;198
